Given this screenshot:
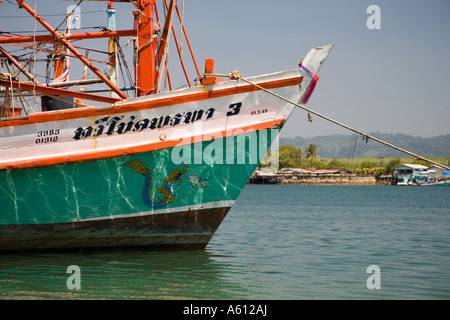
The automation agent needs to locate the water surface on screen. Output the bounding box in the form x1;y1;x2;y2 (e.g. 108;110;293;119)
1;185;449;299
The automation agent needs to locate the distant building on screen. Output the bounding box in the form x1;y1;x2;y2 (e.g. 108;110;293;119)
309;168;352;176
392;163;447;185
279;168;313;175
249;167;354;184
392;164;427;178
427;165;445;176
277;168;352;176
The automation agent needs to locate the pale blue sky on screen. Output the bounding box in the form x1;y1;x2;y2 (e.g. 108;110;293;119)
1;0;449;138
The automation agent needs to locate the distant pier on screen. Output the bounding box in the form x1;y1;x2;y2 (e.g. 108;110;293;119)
248;168;392;185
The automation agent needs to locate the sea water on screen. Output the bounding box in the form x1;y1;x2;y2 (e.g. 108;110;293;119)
1;185;449;300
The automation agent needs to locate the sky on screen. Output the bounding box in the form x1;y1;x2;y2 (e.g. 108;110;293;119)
1;0;450;139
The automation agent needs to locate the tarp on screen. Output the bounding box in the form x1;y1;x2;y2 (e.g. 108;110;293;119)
442;170;450;176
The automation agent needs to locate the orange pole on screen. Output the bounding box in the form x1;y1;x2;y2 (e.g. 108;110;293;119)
134;0;157;96
174;3;201;79
170;22;191;86
53;44;65;80
0;79;122;104
15;0;128;99
0;30;136;45
155;0;176;92
163;0;191;87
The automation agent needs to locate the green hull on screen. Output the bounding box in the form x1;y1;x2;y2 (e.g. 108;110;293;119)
0;129;278;251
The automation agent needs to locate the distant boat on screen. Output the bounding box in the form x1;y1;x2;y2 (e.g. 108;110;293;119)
397;177;450;186
396;167;449;186
415;180;450;186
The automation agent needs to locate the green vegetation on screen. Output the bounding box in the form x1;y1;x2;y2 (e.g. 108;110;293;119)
280;133;450;158
278;144;302;169
305;143;320;167
265;144;450;176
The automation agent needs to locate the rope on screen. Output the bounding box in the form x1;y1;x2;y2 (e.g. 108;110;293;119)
216;71;450;170
179;0;184;55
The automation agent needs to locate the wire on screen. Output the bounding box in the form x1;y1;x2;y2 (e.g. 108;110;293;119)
222;71;450;170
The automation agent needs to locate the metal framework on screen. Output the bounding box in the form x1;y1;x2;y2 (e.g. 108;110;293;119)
1;0;201;104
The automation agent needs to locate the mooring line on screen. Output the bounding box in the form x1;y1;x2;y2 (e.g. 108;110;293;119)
220;71;449;170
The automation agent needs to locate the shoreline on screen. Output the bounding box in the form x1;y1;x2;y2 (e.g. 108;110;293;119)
281;176;385;185
249;175;391;186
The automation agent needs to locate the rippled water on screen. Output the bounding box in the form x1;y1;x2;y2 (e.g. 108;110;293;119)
1;185;449;299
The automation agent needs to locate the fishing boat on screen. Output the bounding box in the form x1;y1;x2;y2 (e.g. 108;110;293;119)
396;168;450;186
415;180;450;186
0;0;333;251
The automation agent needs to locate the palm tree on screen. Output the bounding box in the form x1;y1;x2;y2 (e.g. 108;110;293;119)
305;143;320;167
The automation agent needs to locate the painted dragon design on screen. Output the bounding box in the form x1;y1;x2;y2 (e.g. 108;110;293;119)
121;160;188;209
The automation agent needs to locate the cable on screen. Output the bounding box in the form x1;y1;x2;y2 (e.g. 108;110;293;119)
217;71;450;170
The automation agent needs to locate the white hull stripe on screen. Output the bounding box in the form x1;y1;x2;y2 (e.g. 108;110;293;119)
80;200;235;222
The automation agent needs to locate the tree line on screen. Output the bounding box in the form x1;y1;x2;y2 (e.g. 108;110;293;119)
279;133;450;158
262;144;450;176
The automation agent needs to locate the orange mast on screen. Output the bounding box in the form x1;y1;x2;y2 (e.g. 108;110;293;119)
134;0;158;96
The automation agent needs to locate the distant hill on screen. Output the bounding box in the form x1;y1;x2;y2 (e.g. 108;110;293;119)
279;133;450;158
